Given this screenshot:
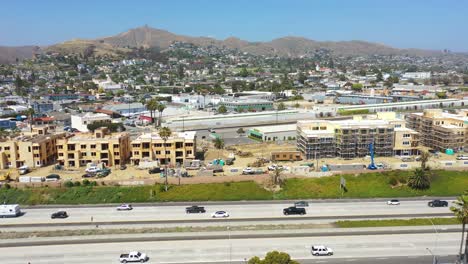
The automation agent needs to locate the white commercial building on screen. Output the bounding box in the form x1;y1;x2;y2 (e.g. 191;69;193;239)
402;72;431;79
248;124;297;142
71;113;112;132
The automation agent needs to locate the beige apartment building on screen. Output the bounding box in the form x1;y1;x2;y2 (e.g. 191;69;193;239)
56;127;131;168
0;127;65;169
130;131;196;166
406;109;467;152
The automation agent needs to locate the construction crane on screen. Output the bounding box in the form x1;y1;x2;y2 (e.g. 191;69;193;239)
367;142;377;170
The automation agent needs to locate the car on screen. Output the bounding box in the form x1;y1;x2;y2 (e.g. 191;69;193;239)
294;201;309;207
85;166;100;173
45;174;60;182
208;128;216;133
387;199;400;205
119;251;149;263
283;207;306;215
268;164;284;171
82;173;95;178
456;155;468;160
96;170;110;178
242;167;254;175
186;205;206;214
117;204;133;211
19;165;30;175
148;167;161;174
428;200;448;207
212;211;229;218
311;245;333;256
120;165;127;170
401;157;413;162
51;211;68;219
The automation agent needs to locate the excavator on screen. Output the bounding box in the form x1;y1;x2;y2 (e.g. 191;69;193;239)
0;170;16;182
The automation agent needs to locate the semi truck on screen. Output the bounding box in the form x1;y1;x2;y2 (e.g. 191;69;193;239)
0;204;22;218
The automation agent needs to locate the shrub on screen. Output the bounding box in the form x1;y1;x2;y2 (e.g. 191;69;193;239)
90;181;97;186
388;177;398;186
73;181;81;187
224;182;231;187
82;179;90;186
3;183;11;189
64;181;74;188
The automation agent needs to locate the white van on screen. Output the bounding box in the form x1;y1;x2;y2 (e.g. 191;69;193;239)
456;155;468;160
0;204;21;218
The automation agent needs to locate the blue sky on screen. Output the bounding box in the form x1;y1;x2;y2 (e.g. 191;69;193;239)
1;0;467;51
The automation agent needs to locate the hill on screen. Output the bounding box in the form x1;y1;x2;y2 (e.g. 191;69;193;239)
0;46;40;64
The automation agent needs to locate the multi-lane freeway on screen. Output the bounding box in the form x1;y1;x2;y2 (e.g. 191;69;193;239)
0;233;458;263
1;199;453;226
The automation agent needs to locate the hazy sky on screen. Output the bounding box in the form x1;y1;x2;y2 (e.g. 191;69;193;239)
1;0;467;51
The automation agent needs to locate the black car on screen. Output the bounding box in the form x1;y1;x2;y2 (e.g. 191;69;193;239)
148;167;161;174
283;207;306;215
294;201;309;207
185;205;206;214
46;174;60;181
428;200;448;207
82;173;95;178
51;211;68;219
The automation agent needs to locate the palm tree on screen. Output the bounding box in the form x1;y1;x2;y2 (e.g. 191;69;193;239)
158;126;172;191
213;137;224;159
451;191;468;263
145;99;158;125
407;168;431;190
156;102;166;127
25;108;35;133
271;167;284;187
420;150;430;170
0;128;7;138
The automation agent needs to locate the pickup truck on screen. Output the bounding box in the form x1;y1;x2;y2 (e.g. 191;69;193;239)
186;205;206;213
428;200;448;207
283;207;306;215
119;251;149;263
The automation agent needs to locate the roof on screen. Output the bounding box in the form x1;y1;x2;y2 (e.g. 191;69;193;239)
133;131;196;142
250;124;297;134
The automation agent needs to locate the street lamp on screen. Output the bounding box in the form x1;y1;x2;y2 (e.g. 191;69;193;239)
426;248;438;264
227;226;232;264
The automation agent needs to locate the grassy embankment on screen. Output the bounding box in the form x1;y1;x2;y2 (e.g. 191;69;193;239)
0;170;467;205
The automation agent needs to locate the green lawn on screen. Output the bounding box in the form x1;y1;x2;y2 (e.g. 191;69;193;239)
335;217;461;228
0;170;467;205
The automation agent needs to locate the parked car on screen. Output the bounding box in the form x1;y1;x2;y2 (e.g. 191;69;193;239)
283;207;306;215
185;205;206;214
82;173;95;178
18;165;29;175
96;170;110;178
456;155;468;160
311;245;333;256
116;204;133;211
294;201;309;207
119;251;149;263
387;199;400;205
51;211;68;219
85;166;100;173
401;157;413;162
45;174;60;182
211;211;229;218
242;167;254;175
428;200;448;207
208;128;216;133
268;164;283;171
120;165;127;170
148;167;161;174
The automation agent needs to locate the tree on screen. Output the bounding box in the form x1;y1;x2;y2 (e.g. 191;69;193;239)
271;167;285;187
239;67;249;77
419;150;430;170
145;99;158;124
158;127;172;192
450;191;468;263
407;168;430;190
351;83;363;91
218;105;227;114
156;102;166;127
236;128;245;135
248;251;299;264
277;102;286;111
213;137;224;159
25;108;35;133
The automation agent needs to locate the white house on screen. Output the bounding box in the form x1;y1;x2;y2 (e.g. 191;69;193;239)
71;113;112;132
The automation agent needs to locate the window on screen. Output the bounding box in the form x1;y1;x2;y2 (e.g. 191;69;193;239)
156;151;161;155
402;141;410;146
133;151;139;155
101;144;109;150
91;144;96;149
114;152;119;156
166;150;170;154
59;153;64;157
81;145;86;149
5;146;10;150
403;134;411;138
91;152;96;156
186;150;192;155
34;154;40;158
28;146;31;152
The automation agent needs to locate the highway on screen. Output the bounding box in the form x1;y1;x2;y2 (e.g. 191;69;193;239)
0;200;454;226
0;233;458;263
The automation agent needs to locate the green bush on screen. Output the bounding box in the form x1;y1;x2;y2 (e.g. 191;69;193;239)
82;179;90;186
3;183;11;189
64;181;74;188
73;181;81;187
90;181;97;186
388;177;398;186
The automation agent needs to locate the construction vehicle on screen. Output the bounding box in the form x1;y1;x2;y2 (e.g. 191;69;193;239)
0;170;12;182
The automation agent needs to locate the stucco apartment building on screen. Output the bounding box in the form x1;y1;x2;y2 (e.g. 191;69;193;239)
0;127;65;169
130;131;196;166
56;127;131;168
406;109;467;152
297;113;420;159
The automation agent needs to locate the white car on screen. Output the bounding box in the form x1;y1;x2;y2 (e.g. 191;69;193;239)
387;199;400;205
311;245;333;256
242;167;254;175
268;164;283;171
212;211;229;218
85;167;100;173
116;204;133;211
